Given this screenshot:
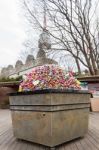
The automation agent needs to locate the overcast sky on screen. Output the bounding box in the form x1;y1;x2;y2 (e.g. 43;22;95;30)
0;0;99;71
0;0;27;69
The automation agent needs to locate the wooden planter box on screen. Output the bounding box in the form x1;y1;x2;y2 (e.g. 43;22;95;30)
9;89;91;149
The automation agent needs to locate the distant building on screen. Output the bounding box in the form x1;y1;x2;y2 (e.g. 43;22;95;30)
0;26;57;78
78;76;99;97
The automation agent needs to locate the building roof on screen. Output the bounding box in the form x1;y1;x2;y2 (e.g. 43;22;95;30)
0;81;20;88
77;76;99;82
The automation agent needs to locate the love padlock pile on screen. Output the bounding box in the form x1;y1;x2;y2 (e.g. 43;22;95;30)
19;64;81;92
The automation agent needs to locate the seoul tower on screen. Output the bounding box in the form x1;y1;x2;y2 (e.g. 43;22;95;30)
36;2;57;65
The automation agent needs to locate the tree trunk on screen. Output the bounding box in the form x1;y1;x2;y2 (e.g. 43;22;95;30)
84;55;95;75
75;58;81;75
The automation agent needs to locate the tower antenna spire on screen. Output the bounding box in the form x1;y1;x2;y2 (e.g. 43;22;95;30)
43;1;47;30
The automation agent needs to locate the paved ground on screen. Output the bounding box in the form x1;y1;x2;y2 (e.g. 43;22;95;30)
0;109;99;150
